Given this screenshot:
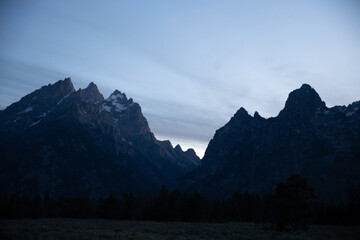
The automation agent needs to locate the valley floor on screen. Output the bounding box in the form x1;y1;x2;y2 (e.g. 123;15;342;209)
0;219;359;240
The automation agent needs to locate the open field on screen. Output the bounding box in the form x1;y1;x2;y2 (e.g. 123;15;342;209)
0;219;359;240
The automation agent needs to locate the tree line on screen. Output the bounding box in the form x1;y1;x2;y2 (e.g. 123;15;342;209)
1;175;359;231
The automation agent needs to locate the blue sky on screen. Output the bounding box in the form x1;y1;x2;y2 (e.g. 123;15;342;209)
1;0;360;157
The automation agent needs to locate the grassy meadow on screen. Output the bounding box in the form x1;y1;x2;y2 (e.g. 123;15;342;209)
0;219;359;240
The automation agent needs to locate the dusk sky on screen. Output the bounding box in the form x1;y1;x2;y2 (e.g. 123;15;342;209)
1;0;360;157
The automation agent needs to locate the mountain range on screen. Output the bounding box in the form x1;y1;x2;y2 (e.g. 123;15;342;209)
0;78;199;198
1;79;359;202
181;84;360;202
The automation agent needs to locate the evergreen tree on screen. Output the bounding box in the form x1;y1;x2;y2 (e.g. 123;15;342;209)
275;174;316;231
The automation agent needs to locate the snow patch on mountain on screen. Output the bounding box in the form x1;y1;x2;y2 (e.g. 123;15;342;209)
102;105;111;112
101;91;130;113
57;92;71;105
30;119;41;126
106;92;126;101
18;107;33;114
113;102;126;112
39;112;47;118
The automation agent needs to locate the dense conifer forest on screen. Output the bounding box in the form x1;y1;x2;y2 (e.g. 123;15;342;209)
1;175;359;231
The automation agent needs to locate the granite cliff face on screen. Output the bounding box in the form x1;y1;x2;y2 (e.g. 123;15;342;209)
182;84;360;202
0;78;200;197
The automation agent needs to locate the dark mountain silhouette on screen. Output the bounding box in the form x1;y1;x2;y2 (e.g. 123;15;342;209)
0;78;199;198
181;84;360;202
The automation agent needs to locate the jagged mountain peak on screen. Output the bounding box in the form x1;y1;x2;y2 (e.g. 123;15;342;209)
300;83;312;90
234;107;250;118
109;90;127;101
253;111;263;119
175;144;182;151
53;77;75;93
183;84;360;202
174;144;199;159
172;144;201;167
63;76;72;84
101;90;135;114
86;82;97;89
0;78;76;121
84;82;101;97
229;107;252;125
280;84;326;117
0;78;201;197
185;148;197;156
78;82;104;103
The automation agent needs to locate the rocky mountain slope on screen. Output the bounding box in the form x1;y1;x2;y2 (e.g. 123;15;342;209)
0;78;200;198
182;84;360;202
